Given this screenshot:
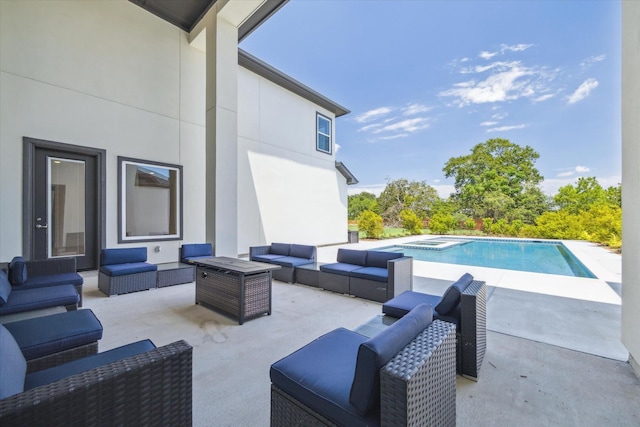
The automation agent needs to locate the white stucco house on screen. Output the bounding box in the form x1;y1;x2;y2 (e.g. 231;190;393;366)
1;0;639;379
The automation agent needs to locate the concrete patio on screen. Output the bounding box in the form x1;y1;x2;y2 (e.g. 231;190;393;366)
70;238;640;425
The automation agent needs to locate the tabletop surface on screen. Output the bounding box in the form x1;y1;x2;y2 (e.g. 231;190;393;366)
193;257;281;274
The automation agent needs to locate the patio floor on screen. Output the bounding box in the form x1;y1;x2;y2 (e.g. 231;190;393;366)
45;238;640;425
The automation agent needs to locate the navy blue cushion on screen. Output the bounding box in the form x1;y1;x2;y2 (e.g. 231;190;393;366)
0;285;79;316
289;244;314;260
350;304;433;415
4;309;103;360
181;243;212;262
25;339;156;391
23;272;84;288
319;263;364;277
0;270;12;306
270;243;291;256
0;324;27;399
99;262;157;277
100;247;147;266
382;291;442;318
251;254;286;263
8;256;27;285
268;256;313;268
434;273;474;315
349;267;388;283
337;249;367;266
270;328;377;427
365;251;403;268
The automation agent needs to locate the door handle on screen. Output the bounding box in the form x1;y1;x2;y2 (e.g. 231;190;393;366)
35;224;48;229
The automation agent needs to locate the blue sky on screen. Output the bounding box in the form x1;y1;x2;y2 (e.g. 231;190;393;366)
240;0;621;198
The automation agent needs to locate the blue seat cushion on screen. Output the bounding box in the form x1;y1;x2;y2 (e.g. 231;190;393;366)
99;262;157;277
337;249;367;266
22;272;84;288
4;309;103;360
320;263;364;277
434;273;474;315
251;254;286;264
382;291;443;318
268;256;313;268
0;270;12;306
101;247;147;266
0;285;79;316
365;251;403;268
270;328;378;427
350;304;433;415
349;267;388;283
0;324;27;399
8;256;27;285
270;243;291;256
289;244;314;260
181;243;212;262
25;339;156;391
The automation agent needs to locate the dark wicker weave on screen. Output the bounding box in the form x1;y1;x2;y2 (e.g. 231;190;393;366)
26;341;98;374
0;340;192;426
196;266;271;324
98;270;156;296
270;320;457;427
156;263;195;287
23;258;84;307
459;280;487;381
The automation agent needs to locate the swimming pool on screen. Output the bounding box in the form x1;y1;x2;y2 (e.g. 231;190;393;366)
377;238;596;278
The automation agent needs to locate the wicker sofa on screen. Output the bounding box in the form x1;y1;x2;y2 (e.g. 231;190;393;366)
98;247;157;296
319;249;413;303
0;323;192;426
270;304;457;426
250;243;316;283
2;257;84;306
382;273;487;380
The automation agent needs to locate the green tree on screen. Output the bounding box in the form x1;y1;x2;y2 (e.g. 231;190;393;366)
377;178;440;225
428;213;457;234
554;177;608;214
399;209;423;235
358;210;384;239
348;192;379;220
443;138;544;223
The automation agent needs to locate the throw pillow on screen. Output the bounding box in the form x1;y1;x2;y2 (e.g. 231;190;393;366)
0;271;12;306
8;256;27;285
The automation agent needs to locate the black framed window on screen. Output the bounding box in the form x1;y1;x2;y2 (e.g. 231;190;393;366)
118;156;183;243
316;113;332;154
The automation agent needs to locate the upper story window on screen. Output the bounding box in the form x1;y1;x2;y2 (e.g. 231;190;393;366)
316;113;332;154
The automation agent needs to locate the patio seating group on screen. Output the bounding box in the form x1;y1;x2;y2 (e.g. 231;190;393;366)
250;243;317;283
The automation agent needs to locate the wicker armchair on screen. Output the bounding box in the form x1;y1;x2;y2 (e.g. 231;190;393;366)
0;340;193;426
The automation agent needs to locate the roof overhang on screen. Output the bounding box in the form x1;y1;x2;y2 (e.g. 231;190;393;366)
335;161;359;185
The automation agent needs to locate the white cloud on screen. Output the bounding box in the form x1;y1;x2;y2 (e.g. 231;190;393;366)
487;124;527;132
348;184;386;197
580;54;605;69
554;165;592;178
354;107;393;123
567;78;599;104
541;175;620;196
335;143;341;153
492;112;508;120
533;94;554;103
358;123;382;132
478;44;533;61
378;133;409;140
403;103;431;116
480;121;498;126
372;117;430;134
575;165;590;173
479;51;497;60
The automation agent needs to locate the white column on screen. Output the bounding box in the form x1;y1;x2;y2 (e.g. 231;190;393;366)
204;7;238;257
622;1;640;377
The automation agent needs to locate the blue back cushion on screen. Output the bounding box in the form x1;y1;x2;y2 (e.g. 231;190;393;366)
289;244;314;260
101;247;147;266
349;304;433;415
270;243;290;256
336;249;367;266
0;270;12;306
365;251;403;268
0;324;27;399
8;256;27;285
181;243;212;259
435;273;474;315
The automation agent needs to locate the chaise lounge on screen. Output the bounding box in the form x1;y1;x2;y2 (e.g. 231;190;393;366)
0;271;79;318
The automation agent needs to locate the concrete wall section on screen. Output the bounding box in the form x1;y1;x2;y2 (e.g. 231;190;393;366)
621;1;640;377
237;67;348;253
0;0;206;263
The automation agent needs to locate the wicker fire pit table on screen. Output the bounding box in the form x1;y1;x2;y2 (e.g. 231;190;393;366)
192;257;281;325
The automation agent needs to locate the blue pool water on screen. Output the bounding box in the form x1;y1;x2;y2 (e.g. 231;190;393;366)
377;238;596;278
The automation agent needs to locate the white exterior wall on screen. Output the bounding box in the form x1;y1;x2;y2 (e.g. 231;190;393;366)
237;67;348;254
621;1;640;377
0;0;207;263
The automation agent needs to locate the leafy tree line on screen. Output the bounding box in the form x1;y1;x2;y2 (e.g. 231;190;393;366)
348;138;621;248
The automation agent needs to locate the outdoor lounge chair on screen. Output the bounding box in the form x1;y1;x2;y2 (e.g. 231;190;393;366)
0;323;192;426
